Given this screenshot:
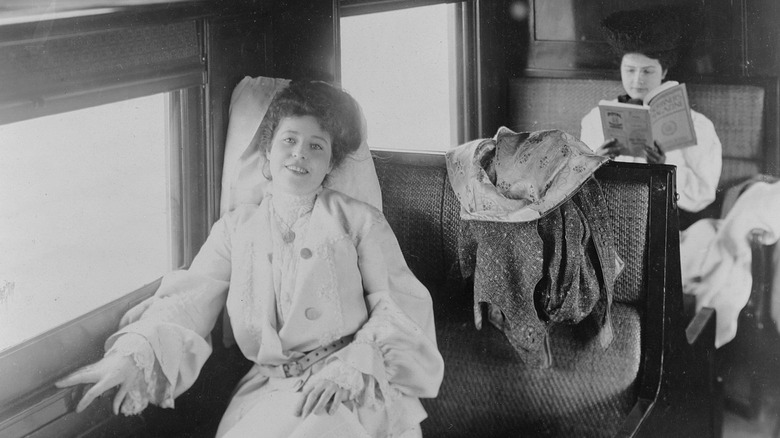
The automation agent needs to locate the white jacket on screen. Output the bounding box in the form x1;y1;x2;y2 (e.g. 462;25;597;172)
105;188;443;438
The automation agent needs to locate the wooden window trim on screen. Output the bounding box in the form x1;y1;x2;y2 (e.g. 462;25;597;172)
339;0;461;17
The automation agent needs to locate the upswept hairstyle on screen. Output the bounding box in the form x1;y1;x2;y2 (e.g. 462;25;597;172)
256;80;363;171
601;6;689;71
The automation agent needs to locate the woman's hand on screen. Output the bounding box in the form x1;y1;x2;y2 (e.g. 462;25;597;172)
595;138;622;159
644;141;666;164
295;379;349;417
55;353;141;415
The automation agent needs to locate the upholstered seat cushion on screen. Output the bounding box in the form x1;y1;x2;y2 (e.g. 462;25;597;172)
421;302;641;438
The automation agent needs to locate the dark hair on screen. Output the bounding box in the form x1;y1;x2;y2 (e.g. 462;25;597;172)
626;48;679;73
601;6;688;71
255;81;362;171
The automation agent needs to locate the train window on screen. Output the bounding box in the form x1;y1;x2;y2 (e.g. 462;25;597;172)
0;94;176;351
340;3;461;152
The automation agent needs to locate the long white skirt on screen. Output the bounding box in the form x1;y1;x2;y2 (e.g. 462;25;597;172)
215;363;423;438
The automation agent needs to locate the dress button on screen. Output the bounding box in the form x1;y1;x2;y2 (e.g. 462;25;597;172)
300;248;312;259
305;307;321;320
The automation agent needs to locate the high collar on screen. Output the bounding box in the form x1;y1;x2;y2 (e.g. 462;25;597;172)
617;94;644;105
270;185;321;222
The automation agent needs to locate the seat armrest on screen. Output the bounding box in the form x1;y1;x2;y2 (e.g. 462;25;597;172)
615;399;652;437
686;307;716;345
624;304;721;438
615;307;723;438
743;230;776;331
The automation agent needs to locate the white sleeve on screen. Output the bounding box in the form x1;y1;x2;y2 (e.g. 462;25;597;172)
579;106;604;151
672;112;723;212
331;215;444;399
103;214;237;408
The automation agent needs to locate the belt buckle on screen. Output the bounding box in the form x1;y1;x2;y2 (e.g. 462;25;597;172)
282;361;303;377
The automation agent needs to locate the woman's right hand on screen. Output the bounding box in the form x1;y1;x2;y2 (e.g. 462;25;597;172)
55;353;141;415
595;138;622;159
295;378;350;417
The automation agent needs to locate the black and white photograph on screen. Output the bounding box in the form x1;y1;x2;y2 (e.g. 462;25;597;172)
1;1;779;437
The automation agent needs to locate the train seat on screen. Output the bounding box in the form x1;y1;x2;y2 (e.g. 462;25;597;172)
373;152;718;438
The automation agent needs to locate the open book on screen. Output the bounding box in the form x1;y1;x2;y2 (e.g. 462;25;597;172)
598;81;697;157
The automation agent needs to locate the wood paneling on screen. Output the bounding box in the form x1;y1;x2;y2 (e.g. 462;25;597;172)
269;0;337;82
746;0;780;78
523;0;748;79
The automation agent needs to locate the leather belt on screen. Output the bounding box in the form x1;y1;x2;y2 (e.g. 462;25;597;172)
278;334;355;378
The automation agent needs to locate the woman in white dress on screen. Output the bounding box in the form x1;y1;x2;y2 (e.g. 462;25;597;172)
56;81;444;438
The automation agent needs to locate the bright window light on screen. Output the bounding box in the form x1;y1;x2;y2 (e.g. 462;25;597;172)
0;94;173;351
340;4;458;152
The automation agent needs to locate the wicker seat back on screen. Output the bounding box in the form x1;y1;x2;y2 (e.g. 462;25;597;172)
509;77;766;189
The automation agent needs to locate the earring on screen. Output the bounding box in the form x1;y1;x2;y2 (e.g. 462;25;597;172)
261;160;272;180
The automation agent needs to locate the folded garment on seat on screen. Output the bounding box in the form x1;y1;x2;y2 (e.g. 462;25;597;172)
447;128;618;368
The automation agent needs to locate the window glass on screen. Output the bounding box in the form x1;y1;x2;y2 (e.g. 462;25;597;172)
0;94;174;351
340;4;459;152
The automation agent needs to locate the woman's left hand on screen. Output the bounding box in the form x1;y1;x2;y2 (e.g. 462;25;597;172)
644;141;666;164
295;379;349;417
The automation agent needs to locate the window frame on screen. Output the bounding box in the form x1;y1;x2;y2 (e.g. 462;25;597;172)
0;5;212;437
339;0;463;17
337;0;479;148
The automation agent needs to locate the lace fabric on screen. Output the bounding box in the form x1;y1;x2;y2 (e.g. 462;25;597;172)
106;333;174;415
310;359;366;401
268;187;318;326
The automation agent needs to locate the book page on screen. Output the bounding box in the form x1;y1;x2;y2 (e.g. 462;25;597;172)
647;82;697;151
598;101;653;157
644;80;679;103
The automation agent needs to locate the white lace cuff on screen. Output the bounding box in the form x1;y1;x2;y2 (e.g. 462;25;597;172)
312;358;366;401
106;333;175;415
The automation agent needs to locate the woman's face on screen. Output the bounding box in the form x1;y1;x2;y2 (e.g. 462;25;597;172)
267;115;333;196
620;53;667;101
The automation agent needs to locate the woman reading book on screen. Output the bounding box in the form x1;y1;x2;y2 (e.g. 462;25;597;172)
579;6;722;217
